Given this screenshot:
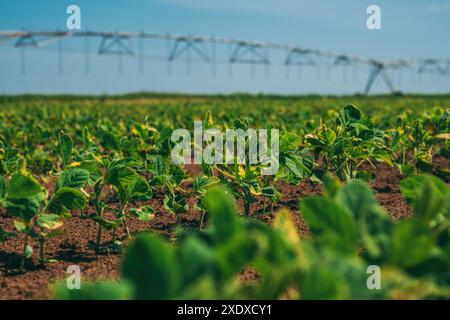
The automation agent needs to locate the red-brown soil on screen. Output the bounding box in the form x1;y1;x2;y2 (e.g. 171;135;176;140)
0;163;414;300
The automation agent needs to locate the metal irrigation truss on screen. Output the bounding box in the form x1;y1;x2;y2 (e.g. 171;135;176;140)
1;30;450;95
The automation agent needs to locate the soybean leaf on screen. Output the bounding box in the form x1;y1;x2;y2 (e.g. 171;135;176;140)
336;104;362;127
318;125;337;146
390;219;435;269
130;206;155;221
120;137;140;153
7;197;41;221
37;213;64;230
100;131;120;151
335;181;378;219
262;185;281;202
213;232;260;282
59;133;73;166
147;155;165;176
178;236;214;286
300;267;342;300
73;160;99;174
7;174;42;199
82;127;93;149
13;220;27;232
68;160;101;185
202;187;240;243
128;177;151;200
47;187;86;215
335;181;391;260
280;132;301;153
104;165;136;188
400;175;449;222
193;176;219;195
164;194;188;215
57;168;90;190
122;234;180;299
301;197;357;253
168;164;186;185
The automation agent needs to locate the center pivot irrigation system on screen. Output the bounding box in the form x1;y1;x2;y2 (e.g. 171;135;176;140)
1;30;450;94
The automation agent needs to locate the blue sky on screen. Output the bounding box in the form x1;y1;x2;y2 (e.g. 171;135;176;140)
0;0;449;95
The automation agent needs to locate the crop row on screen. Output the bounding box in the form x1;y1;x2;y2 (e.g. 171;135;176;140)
0;100;449;299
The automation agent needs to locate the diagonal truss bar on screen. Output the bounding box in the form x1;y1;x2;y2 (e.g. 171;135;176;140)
168;37;210;62
285;49;315;66
14;32;72;48
364;61;395;95
98;34;135;55
230;42;269;64
14;34;38;47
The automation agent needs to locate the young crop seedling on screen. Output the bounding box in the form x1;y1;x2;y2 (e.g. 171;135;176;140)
84;159;151;252
0;171;86;269
53;176;450;300
306;105;392;181
390;108;450;178
211;119;312;216
64;126;154;252
191;175;220;229
1;96;449;299
146;155;189;228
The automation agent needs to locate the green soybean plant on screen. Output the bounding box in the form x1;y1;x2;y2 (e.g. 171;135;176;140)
306;105;392;181
390;109;449;178
83;155;152;252
53;177;450;300
0;144;25;176
191;175;220;229
105;164;151;240
52;186;302;299
213;123;311;216
146;156;188;226
0;171;86;269
58;131;74;170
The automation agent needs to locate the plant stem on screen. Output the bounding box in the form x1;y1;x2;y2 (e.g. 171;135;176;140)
39;228;45;264
244;197;250;216
119;202;130;239
214;166;236;180
123;220;131;239
93;185;105;251
200;211;205;230
94;199;104;251
20;235;29;271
